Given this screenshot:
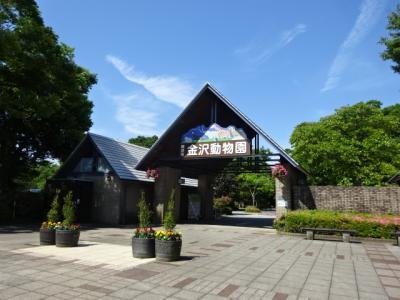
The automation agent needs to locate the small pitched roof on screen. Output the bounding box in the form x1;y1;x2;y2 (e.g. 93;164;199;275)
89;133;152;182
55;133;197;187
137;82;307;175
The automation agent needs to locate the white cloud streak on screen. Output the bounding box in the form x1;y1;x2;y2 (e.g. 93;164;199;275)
112;93;161;136
106;55;194;108
235;24;307;66
321;0;386;92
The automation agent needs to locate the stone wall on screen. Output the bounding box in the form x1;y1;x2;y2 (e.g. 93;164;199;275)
293;186;400;214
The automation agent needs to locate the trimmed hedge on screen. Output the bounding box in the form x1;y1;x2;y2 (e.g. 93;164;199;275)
273;210;399;239
245;206;261;213
214;196;233;215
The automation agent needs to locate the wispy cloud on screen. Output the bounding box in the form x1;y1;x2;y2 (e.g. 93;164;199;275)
235;24;307;66
112;92;161;136
321;0;386;92
106;55;194;108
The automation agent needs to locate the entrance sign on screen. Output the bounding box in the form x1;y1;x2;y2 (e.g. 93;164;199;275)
181;123;250;159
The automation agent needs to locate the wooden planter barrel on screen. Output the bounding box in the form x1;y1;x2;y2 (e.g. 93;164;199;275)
39;228;55;245
55;229;80;247
132;237;155;258
155;239;182;261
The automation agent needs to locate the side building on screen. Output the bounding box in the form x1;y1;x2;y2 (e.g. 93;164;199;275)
51;133;197;225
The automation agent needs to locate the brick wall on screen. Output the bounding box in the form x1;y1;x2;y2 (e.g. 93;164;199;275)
293;186;400;214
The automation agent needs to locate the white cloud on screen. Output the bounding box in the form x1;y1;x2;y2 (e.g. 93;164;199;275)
235;24;307;66
321;0;386;92
112;93;161;136
106;55;194;108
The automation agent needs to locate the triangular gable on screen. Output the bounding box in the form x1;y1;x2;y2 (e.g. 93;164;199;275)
54;133;153;182
137;82;307;175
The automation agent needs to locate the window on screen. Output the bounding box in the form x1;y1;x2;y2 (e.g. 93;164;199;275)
73;156;111;174
97;157;110;173
73;157;94;173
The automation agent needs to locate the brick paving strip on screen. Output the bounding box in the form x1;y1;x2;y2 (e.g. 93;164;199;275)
272;292;289;300
211;243;234;248
114;268;159;280
217;283;239;297
173;277;196;288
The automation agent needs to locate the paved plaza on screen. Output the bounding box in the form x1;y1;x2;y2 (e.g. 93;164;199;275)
1;221;400;299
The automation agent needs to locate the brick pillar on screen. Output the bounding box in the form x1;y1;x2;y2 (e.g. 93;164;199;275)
153;167;181;224
198;174;215;220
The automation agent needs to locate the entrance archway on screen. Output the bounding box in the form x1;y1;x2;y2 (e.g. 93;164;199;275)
136;83;307;224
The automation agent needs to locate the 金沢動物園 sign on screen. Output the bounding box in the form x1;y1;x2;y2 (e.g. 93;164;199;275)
180;123;251;158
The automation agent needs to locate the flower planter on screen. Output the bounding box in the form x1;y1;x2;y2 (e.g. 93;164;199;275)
155;239;182;261
132;237;155;258
39;228;55;245
55;229;80;247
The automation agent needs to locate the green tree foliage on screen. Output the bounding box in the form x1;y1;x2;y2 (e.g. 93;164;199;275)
0;0;96;211
214;173;239;199
28;162;59;189
290;101;400;186
137;191;151;227
128;135;158;148
381;5;400;73
62;191;75;226
47;189;61;222
237;173;275;207
163;189;176;230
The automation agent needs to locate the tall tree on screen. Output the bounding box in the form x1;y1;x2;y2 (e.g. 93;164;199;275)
0;0;96;216
128;135;158;148
236;173;274;207
381;5;400;73
290;101;400;186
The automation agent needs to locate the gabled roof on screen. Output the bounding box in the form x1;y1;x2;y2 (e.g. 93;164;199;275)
89;133;152;182
55;133;198;187
137;82;307;175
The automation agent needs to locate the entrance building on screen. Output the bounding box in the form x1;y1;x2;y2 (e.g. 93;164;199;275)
53;83;307;224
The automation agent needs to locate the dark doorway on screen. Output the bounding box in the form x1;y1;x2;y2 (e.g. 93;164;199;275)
74;181;93;222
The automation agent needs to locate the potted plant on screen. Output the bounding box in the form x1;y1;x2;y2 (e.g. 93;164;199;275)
132;191;155;258
155;189;182;261
55;191;80;247
40;190;61;245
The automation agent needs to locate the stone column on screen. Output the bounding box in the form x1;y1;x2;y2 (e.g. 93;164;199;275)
275;175;291;219
275;163;306;219
153;167;181;224
198;174;215;220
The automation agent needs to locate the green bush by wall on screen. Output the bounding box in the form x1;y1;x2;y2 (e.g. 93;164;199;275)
274;210;399;239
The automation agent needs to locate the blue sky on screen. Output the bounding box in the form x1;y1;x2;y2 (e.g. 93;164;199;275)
37;0;399;149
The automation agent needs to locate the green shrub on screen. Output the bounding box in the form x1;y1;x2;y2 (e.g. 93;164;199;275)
163;189;176;230
273;210;398;239
137;191;151;227
62;191;75;226
214;196;233;215
47;189;62;222
245;206;261;213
